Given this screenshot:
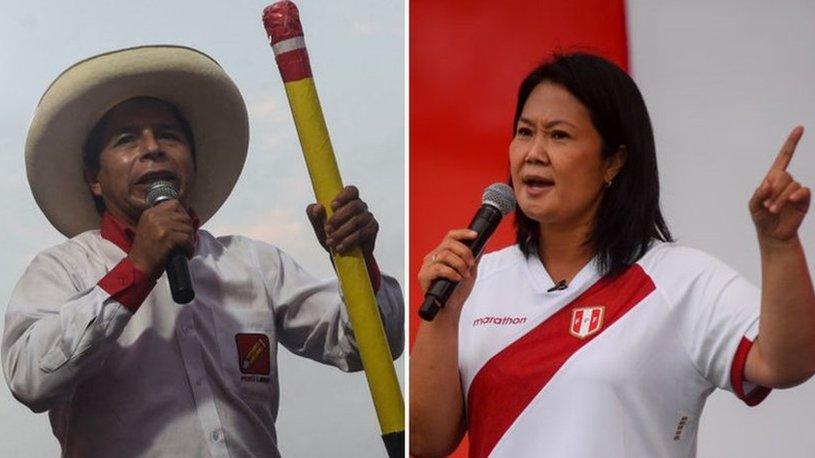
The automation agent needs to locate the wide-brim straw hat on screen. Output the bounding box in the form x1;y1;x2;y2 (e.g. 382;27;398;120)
25;45;249;237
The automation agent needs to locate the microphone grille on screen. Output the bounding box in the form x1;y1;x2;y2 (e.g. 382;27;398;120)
146;180;179;207
482;183;516;216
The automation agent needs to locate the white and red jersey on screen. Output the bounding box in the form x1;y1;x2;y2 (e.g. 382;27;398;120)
458;242;769;457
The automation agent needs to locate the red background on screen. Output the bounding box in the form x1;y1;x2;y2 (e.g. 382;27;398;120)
409;1;628;455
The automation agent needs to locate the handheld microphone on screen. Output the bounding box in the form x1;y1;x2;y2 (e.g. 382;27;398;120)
419;183;516;321
146;180;195;304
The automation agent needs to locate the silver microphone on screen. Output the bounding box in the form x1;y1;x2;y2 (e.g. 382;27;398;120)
146;180;195;304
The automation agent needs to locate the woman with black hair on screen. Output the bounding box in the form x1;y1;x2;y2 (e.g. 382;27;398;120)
410;53;814;457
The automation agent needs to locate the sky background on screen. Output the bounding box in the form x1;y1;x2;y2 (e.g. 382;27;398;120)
0;0;404;456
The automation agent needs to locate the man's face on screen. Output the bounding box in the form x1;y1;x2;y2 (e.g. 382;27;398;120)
87;97;196;226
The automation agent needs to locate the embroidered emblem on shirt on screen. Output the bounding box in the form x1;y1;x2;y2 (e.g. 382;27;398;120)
473;316;528;327
235;334;271;382
569;306;605;339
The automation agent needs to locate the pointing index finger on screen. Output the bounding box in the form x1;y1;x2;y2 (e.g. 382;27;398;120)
770;125;804;173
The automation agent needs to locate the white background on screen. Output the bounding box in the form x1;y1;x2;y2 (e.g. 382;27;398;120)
628;0;815;456
0;0;403;456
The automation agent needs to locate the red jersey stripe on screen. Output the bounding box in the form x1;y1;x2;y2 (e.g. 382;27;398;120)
466;264;656;458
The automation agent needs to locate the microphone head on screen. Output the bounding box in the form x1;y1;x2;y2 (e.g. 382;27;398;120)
482;183;516;216
146;180;179;207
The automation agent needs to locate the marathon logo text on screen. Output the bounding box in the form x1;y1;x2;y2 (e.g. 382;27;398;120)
473;316;527;327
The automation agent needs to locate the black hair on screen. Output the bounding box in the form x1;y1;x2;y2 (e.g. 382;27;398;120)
82;97;196;214
513;52;673;277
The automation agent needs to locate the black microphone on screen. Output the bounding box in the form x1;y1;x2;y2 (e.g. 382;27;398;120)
146;181;195;304
547;280;568;292
418;183;516;321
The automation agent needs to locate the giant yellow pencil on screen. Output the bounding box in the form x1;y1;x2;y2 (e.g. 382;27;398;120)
262;2;404;456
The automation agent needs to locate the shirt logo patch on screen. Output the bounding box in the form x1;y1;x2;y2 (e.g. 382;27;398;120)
235;333;271;376
569;306;605;339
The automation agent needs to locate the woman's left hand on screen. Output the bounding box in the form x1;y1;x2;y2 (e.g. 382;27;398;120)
749;126;811;243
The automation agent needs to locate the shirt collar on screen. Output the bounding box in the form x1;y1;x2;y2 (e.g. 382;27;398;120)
100;209;201;253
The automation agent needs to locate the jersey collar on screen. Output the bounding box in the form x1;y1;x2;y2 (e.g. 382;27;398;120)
524;248;600;295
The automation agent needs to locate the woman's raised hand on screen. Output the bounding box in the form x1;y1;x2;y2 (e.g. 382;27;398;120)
750;126;811;243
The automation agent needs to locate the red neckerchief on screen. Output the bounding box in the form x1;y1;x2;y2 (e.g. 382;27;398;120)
100;209;201;253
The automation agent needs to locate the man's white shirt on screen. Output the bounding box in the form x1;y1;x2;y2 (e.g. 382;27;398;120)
458;242;767;458
2;227;403;457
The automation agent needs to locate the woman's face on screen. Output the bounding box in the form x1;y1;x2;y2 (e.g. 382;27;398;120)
509;81;621;228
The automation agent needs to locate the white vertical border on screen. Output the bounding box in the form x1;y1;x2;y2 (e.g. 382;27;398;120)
402;0;411;455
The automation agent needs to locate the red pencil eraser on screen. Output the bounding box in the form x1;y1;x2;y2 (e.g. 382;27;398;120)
262;1;312;82
263;1;303;45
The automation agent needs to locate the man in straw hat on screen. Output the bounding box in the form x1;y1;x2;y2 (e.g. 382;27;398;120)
2;45;403;456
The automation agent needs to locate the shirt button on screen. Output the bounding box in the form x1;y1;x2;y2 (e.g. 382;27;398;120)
183;325;194;335
210;429;222;442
